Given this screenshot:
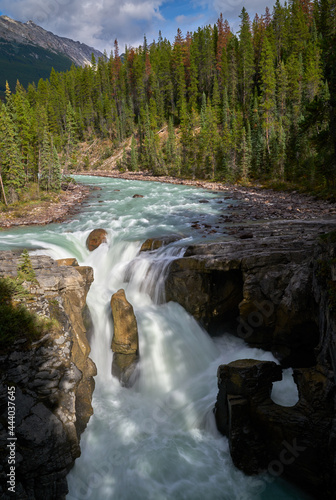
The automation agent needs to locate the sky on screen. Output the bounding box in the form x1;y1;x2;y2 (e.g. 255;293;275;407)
0;0;278;54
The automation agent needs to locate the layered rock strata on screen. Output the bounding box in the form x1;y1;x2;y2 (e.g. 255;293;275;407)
166;221;336;367
0;252;96;499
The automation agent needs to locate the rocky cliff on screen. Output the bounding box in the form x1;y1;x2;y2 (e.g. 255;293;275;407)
0;15;103;67
165;220;336;498
0;252;96;499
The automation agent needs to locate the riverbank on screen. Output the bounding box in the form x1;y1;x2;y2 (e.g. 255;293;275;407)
1;171;336;229
0;184;90;229
79;170;336;222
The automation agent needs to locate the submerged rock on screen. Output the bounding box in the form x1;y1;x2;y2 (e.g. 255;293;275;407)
111;289;139;387
140;235;181;252
112;352;139;387
86;228;107;251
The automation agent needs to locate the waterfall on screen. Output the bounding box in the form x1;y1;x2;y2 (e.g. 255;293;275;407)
0;176;309;500
65;234;303;499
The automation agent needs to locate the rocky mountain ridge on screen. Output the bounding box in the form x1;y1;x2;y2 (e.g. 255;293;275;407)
0;15;103;67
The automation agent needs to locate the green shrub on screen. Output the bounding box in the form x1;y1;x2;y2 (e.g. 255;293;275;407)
17;249;38;284
0;278;41;348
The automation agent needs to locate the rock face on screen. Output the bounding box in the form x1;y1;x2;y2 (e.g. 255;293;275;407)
165;221;336;498
214;360;335;497
0;252;96;499
166;221;334;367
0;15;103;66
56;258;79;267
111;289;139;387
140;236;181;252
86;228;107;251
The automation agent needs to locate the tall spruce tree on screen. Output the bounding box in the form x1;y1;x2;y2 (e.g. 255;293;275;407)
0;104;25;202
238;8;255;114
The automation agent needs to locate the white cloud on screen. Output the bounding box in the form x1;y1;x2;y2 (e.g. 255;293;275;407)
0;0;280;53
193;0;277;22
0;0;167;52
175;13;204;25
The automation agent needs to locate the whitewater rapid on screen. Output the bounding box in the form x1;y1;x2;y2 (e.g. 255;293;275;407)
0;176;310;499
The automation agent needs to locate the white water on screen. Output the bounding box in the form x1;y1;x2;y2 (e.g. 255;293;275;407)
0;176;310;499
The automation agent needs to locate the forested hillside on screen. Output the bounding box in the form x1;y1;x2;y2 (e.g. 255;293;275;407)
0;40;74;100
1;0;335;205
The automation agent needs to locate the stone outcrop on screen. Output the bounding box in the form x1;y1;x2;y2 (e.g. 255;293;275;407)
0;15;103;67
86;228;107;251
56;258;79;267
140;236;181;252
165;221;336;498
214;360;335;498
111;289;139;387
0;252;96;499
166;221;335;367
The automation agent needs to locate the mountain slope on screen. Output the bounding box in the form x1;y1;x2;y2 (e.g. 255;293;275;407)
0;15;103;95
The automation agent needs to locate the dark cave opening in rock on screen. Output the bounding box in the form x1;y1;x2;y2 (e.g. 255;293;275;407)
206;269;244;336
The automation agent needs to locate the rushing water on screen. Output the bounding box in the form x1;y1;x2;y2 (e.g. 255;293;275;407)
0;176;311;500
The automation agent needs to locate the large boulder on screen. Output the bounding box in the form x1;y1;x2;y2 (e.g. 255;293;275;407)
111;289;139;386
86;228;107;251
111;289;139;354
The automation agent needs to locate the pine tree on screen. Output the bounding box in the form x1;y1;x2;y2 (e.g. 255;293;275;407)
166;115;177;171
238;8;255;113
51;145;61;191
130;136;138;171
65;102;78;169
260;37;276;158
0;104;25;203
304;21;323;103
39;130;52;191
276;61;288;119
240;124;252;180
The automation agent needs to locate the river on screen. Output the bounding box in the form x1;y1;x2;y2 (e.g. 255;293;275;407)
0;176;312;499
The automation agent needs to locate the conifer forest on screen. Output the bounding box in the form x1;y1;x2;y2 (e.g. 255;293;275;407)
1;0;336;204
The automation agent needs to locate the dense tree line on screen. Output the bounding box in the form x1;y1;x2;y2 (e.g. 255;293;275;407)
1;0;336;204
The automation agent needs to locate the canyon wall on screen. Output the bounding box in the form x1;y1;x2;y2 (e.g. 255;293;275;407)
0;252;96;499
166;221;336;498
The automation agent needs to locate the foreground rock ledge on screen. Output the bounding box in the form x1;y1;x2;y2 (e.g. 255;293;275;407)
0;252;96;500
214;360;335;497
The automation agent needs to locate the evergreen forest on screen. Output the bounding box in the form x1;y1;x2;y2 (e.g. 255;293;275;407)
1;0;336;204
